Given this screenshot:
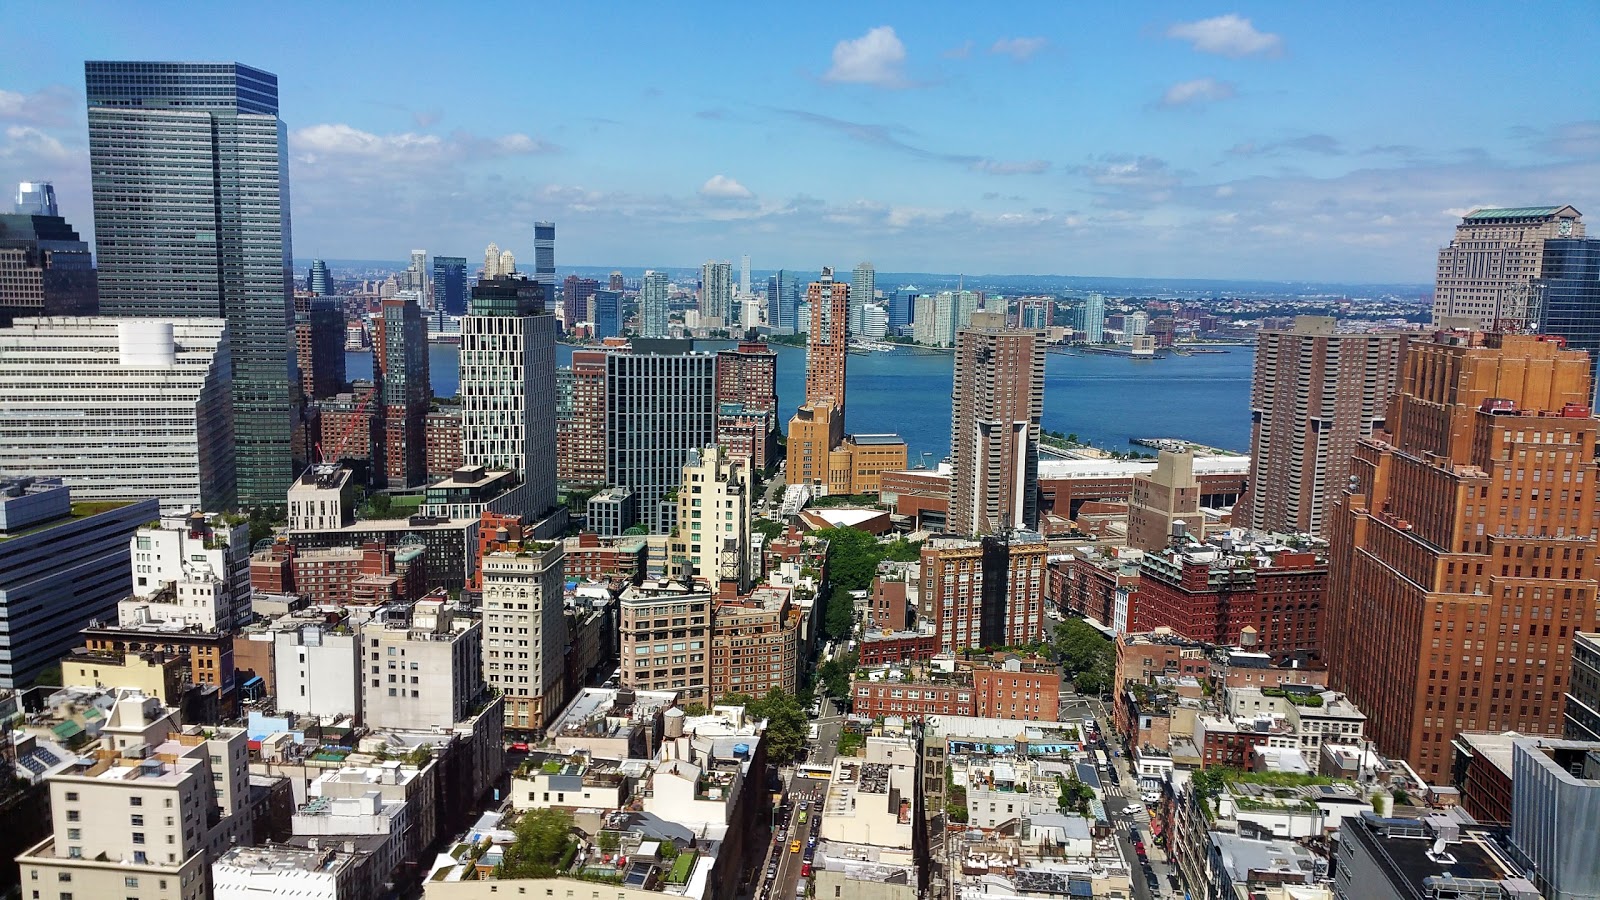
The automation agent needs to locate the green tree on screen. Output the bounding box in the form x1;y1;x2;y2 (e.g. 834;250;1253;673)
1057;773;1095;815
817;650;858;700
753;518;785;541
882;539;922;562
498;808;575;879
824;587;856;642
1053;618;1114;695
742;688;808;764
368;493;392;517
813;527;883;593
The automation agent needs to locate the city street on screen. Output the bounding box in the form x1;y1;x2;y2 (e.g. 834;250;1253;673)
755;773;828;900
1074;692;1180;900
809;696;846;767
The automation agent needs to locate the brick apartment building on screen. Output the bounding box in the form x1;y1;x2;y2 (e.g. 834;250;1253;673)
1132;542;1327;654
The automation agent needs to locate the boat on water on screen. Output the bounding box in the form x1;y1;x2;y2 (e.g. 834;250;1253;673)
847;339;899;354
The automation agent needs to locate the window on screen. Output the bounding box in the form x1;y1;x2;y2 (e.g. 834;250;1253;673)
64;811;78;822
63;792;77;802
129;797;142;807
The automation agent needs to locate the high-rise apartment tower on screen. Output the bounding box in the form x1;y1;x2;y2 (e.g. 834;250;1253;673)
948;312;1045;535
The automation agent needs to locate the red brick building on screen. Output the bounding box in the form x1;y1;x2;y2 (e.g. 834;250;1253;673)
859;628;939;666
1132;544;1326;654
867;576;913;632
250;542;428;607
562;531;648;585
425;408;463;477
851;655;1059;721
1054;550;1142;625
316;388;377;464
557;349;607;487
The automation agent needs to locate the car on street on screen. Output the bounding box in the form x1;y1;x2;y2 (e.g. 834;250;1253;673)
1145;871;1160;892
790;840;802;853
1123;803;1142;816
799;801;808;811
801;863;812;877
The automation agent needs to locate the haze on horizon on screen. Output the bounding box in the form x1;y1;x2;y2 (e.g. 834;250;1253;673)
3;1;1598;283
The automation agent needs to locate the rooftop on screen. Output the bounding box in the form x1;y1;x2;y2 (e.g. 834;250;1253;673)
1463;206;1572;220
215;843;359;876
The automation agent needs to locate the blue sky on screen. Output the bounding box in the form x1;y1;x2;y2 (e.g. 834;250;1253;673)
3;1;1598;282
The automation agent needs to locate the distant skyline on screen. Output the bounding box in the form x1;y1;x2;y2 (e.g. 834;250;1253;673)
3;1;1598;282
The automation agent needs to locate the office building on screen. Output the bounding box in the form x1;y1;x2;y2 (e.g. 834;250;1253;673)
668;445;753;592
1504;736;1600;898
1435;205;1584;329
591;288;621;339
739;253;751;296
86;61;294;504
1568;632;1600;741
375;296;430;488
0;317;235;511
295;296;346;401
16;699;255;900
889;286;917;335
13;180;57;215
127;511;253;632
862;303;888;339
640;269;670;338
949;312;1045;535
481;540;567;732
1127;448;1203;552
804;267;850;407
1326;331;1599;782
0;479;158;688
1536;237;1600;406
309;258;330;296
0;203;98;325
608;271;624;292
920;534;1049;652
556;349;608;487
1336;809;1519;900
1077;294;1105;343
533;220;555;297
432;256;468;316
459;276;557;519
1241;316;1408;537
586;486;638;537
618;581;712;700
851;261;876;336
561;274;597;329
699;260;732;325
766;270;799;335
605;343;717;532
361;597;484;731
786;399;845;489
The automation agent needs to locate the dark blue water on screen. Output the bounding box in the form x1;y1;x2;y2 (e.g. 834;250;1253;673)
346;342;1255;461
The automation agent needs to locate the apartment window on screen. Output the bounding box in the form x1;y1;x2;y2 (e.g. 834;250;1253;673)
125;877;138;888
63;792;77;802
132;833;145;844
64;811;78;822
129;796;142;807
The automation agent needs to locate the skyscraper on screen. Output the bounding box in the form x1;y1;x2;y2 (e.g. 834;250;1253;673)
740;254;751;295
406;249;428;298
556;349;608;487
294;296;345;401
766;271;799;335
1078;294;1106;343
640;269;670;337
431;256;467;315
483;242;503;278
1536;237;1600;406
534;220;555;296
459;277;557;519
948;312;1044;535
700;260;733;324
561;274;597;328
591;289;621;339
1325;330;1599;781
888;287;917;335
804;267;849;408
609;270;625;292
13;181;57;216
85;61;294;504
1241;316;1408;536
309;258;330;296
375;295;430;488
481;541;567;732
851;261;875;336
0;203;98;325
1435;206;1584;329
606;344;717;532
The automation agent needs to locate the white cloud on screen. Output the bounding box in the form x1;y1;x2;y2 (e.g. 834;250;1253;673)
971;158;1051;175
1159;78;1237;108
1166;14;1282;58
699;174;753;199
942;40;974;59
291;123;555;169
0;125;75;163
0;86;75;127
990;37;1048;61
824;26;911;88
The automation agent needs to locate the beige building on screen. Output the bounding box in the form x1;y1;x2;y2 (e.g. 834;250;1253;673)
1127;448;1203;551
15;691;252;900
480;543;567;734
670;445;753;592
709;586;800;698
618;581;712;700
1241;316;1408;537
1434;205;1583;329
949;313;1045;535
786;398;844;488
361;596;484;731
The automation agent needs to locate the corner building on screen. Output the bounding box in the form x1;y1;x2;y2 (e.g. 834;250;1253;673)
1326;331;1599;782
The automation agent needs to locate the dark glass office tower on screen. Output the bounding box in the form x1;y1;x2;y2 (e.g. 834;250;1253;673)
534;221;555;298
432;256;468;316
1538;237;1600;406
85;61;294;505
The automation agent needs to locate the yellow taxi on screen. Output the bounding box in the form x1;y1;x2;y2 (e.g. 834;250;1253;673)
790;840;802;853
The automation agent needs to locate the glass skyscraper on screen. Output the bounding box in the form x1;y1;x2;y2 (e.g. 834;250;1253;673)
1538;238;1600;406
766;270;799;334
85;61;294;504
432;256;468;315
534;221;556;297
